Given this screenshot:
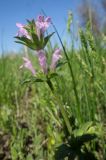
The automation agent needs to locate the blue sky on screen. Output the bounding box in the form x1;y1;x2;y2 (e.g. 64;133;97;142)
0;0;102;53
0;0;82;53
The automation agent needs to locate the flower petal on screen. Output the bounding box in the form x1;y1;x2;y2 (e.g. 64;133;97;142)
16;23;30;39
37;50;47;74
50;48;62;70
35;15;51;37
16;23;24;28
20;57;36;75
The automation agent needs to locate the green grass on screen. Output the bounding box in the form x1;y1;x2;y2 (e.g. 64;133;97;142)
0;30;106;160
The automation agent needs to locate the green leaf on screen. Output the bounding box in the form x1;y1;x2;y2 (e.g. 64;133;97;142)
15;36;31;44
73;121;93;137
69;133;97;148
21;77;45;85
55;143;71;160
21;79;32;85
75;134;97;146
33;78;44;82
31;33;42;50
15;41;27;46
56;61;67;68
15;36;38;50
31;33;39;42
49;73;58;79
26;19;32;25
26;19;35;31
15;40;36;50
43;32;55;48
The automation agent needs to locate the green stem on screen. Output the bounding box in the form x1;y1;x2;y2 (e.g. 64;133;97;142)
42;10;79;109
51;22;80;108
46;78;72;136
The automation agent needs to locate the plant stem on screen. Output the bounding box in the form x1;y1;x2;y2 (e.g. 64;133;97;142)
46;78;72;136
51;22;80;114
42;10;79;109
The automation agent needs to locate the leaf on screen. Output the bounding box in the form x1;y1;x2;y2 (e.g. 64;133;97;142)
31;33;42;50
73;121;93;137
49;73;58;79
76;134;97;146
15;36;31;44
55;143;80;160
26;19;33;25
56;61;67;68
15;40;36;50
43;32;55;47
31;33;39;42
26;19;35;31
15;36;37;50
55;143;71;160
33;78;44;82
15;41;27;46
69;133;97;148
21;77;45;85
21;79;32;85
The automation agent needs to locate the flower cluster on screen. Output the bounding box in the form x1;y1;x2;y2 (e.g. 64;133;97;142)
20;57;36;75
19;48;62;75
15;15;62;76
36;15;51;39
16;15;51;40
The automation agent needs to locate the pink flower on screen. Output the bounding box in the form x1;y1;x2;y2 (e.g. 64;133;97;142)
16;23;30;39
37;50;47;74
20;57;36;75
50;48;62;70
35;15;51;38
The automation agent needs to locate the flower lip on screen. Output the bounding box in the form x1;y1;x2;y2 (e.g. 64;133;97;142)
37;15;44;22
20;57;36;75
35;15;51;36
50;48;62;70
37;50;47;74
45;17;51;23
16;23;24;28
16;23;31;39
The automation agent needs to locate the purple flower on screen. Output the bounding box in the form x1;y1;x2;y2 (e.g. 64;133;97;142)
50;48;62;70
37;50;47;74
35;15;51;38
16;23;30;39
20;57;36;75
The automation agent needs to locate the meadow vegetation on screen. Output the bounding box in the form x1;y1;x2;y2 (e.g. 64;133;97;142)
0;14;106;160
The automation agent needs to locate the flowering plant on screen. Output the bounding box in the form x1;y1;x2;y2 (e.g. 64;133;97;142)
15;15;62;83
14;14;101;160
15;15;54;50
